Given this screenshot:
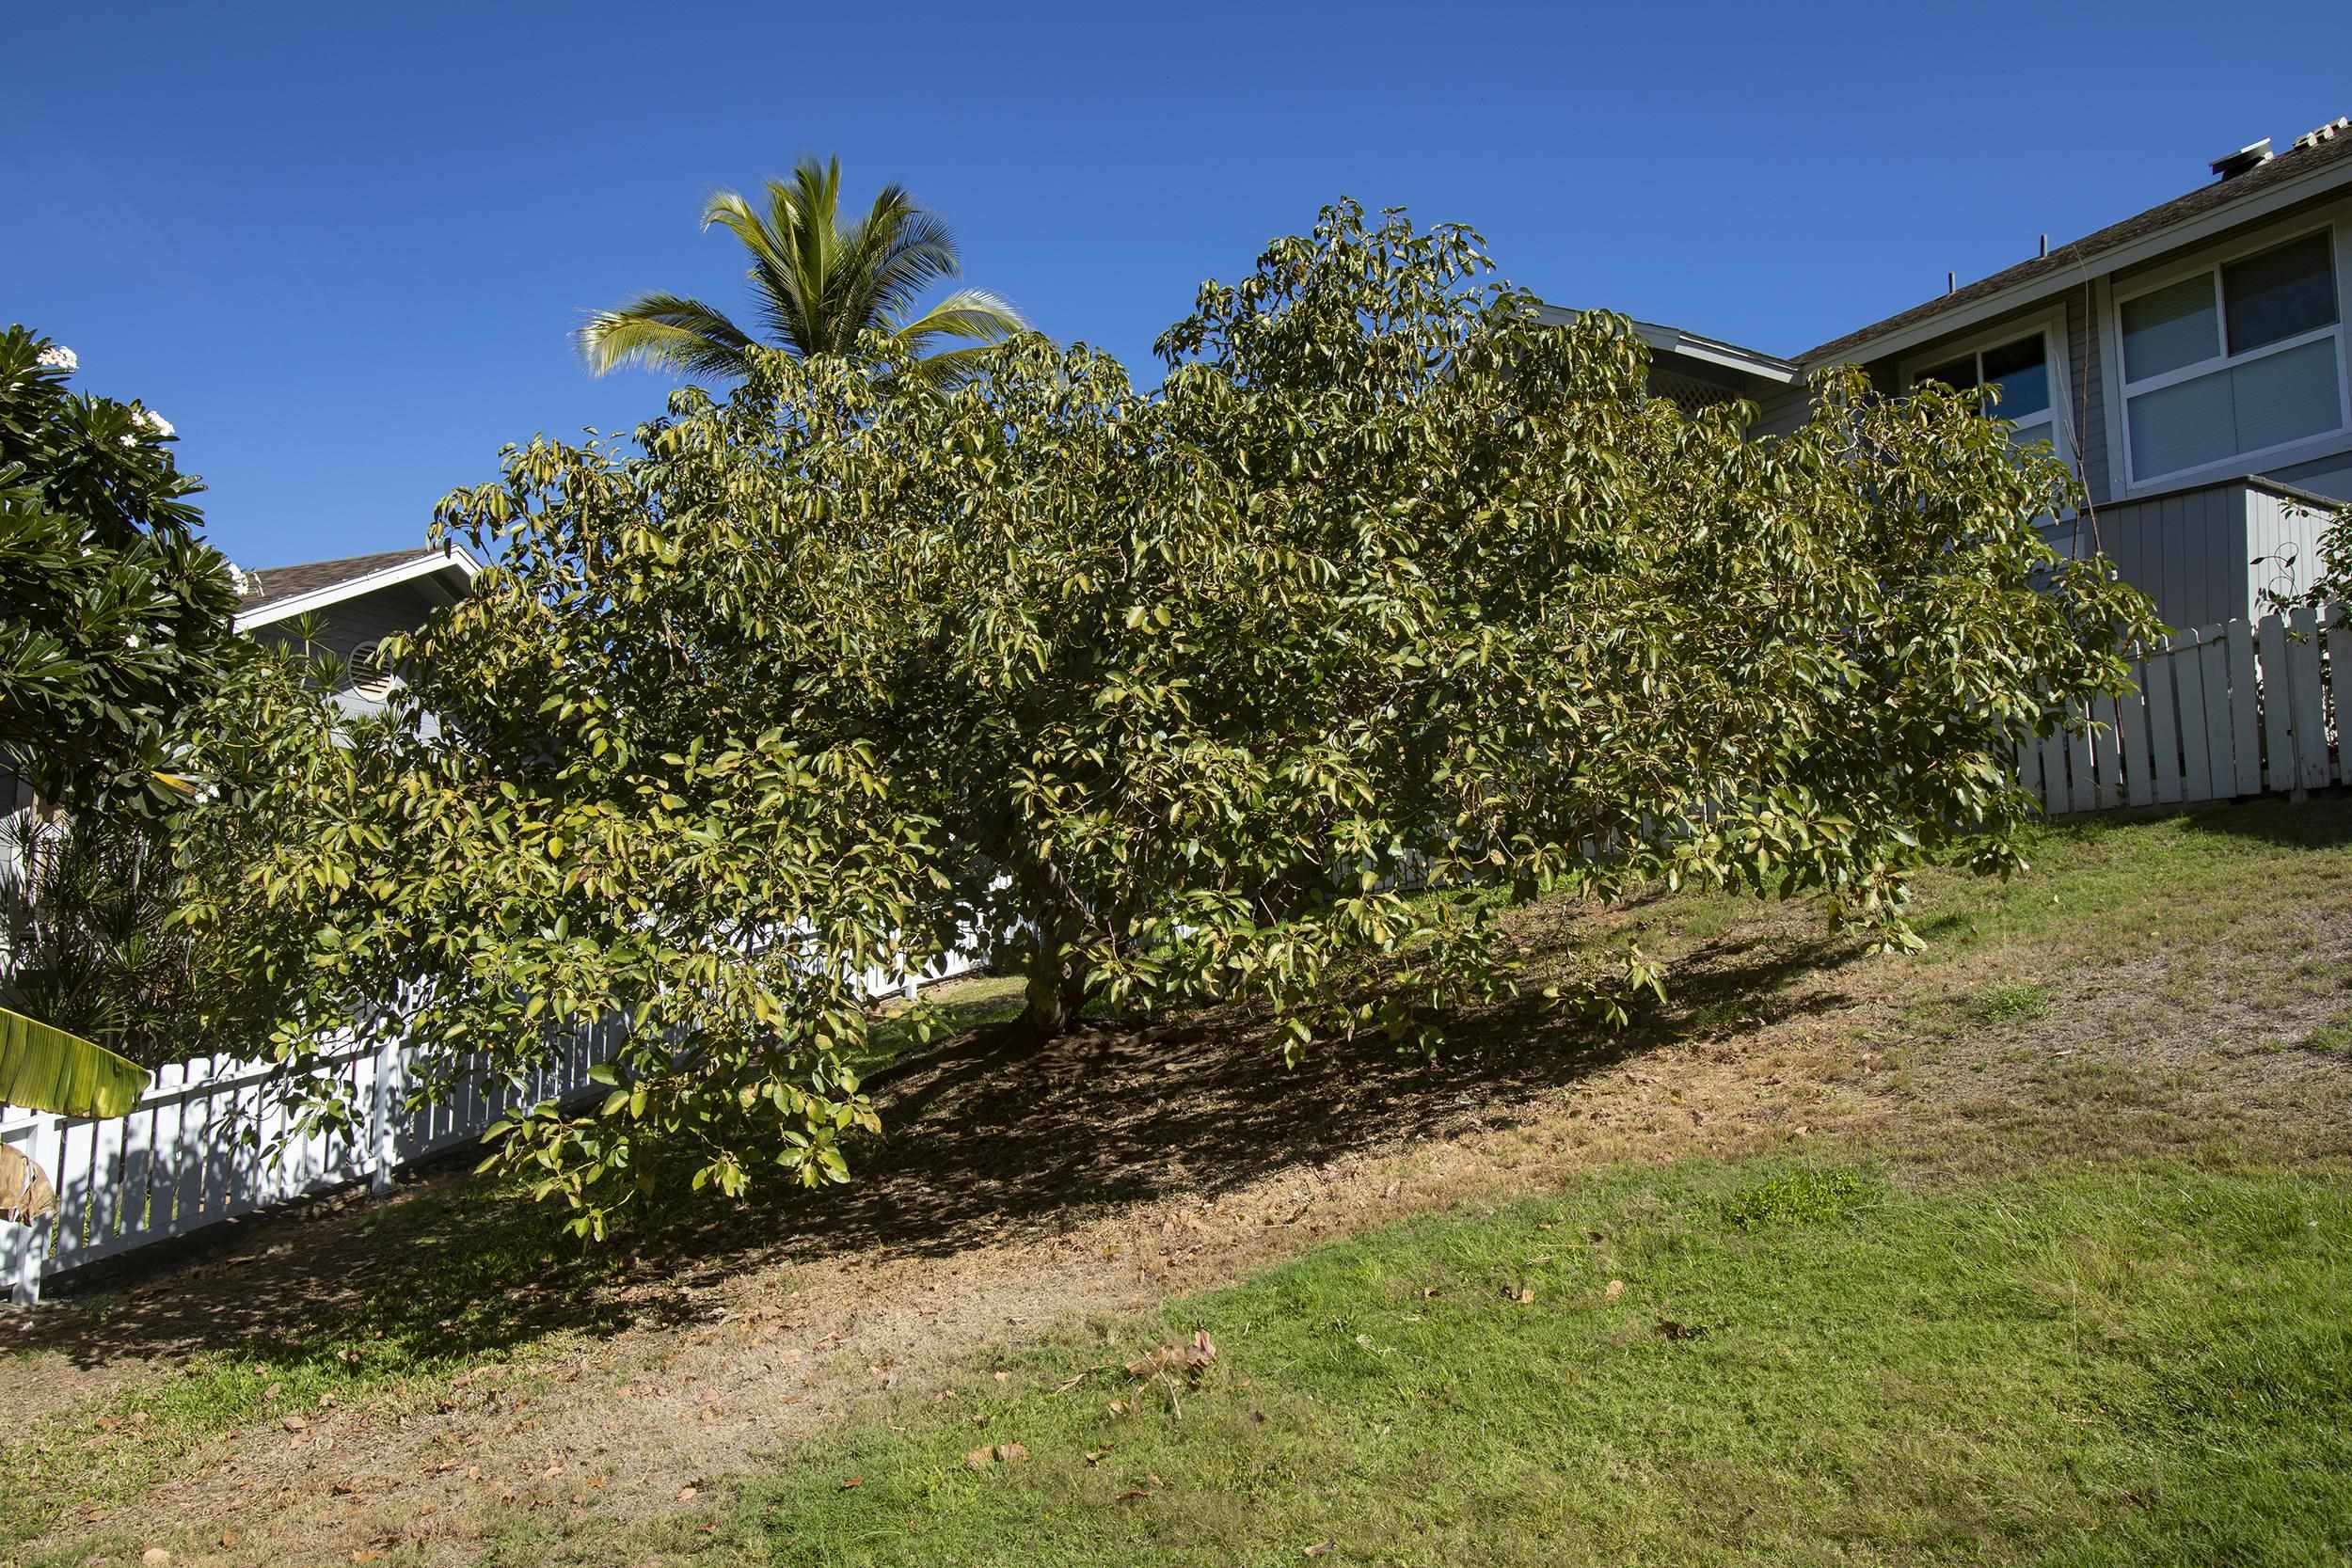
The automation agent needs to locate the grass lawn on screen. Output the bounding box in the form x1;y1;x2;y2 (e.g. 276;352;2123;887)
646;1160;2352;1568
5;800;2349;1567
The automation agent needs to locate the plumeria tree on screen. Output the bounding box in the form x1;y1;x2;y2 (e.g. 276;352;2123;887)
0;328;232;1171
186;204;2158;1231
0;326;239;813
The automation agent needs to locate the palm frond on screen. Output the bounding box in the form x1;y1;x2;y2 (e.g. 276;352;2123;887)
588;155;1019;389
704;189;804;332
711;179;819;356
577;293;758;380
783;159;857;355
850;198;959;324
890;289;1029;350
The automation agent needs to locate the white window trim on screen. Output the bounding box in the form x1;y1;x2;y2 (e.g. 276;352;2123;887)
2103;208;2352;498
1898;306;2080;475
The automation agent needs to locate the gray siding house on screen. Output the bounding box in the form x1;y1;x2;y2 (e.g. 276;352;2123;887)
233;545;480;716
1570;116;2352;631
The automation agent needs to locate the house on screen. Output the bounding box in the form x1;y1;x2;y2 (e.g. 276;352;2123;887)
232;544;481;715
1576;116;2352;631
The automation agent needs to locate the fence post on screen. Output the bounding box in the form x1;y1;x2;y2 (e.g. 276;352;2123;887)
8;1111;60;1307
8;1213;42;1307
6;1212;32;1307
369;1024;400;1195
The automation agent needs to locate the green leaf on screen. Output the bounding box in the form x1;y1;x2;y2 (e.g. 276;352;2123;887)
0;1006;150;1118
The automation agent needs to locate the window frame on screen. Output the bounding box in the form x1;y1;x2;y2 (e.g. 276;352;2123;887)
1897;306;2079;474
2105;211;2352;496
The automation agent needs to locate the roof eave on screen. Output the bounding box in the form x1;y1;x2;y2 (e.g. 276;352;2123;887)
234;545;485;631
1529;306;1798;388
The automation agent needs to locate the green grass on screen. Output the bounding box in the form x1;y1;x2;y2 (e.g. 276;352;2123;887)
1901;799;2352;963
1972;981;2055;1023
863;973;1028;1066
650;1161;2352;1568
2306;1007;2352;1055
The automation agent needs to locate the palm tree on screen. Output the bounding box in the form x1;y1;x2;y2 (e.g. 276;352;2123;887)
578;157;1026;392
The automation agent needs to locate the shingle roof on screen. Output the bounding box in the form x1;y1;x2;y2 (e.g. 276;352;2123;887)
1800;119;2352;365
236;548;450;614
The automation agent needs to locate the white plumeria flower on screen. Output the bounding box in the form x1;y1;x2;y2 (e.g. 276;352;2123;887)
136;408;174;438
35;345;78;372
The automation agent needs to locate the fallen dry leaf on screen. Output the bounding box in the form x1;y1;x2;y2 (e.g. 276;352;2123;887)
141;1551;170;1567
839;1475;863;1490
994;1442;1028;1465
1604;1279;1626;1303
675;1486;699;1503
993;1370;1010;1383
1657;1320;1708;1341
1123;1331;1218;1381
1114;1487;1154;1502
1305;1543;1335;1558
1084;1446;1113;1465
280;1415;309;1433
1512;1288;1536;1304
965;1446;994;1471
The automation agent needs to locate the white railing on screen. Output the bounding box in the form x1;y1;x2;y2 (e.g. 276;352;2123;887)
2;1015;624;1306
1;933;991;1307
2018;603;2343;816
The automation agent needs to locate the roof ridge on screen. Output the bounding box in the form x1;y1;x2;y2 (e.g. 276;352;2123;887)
1798;119;2352;365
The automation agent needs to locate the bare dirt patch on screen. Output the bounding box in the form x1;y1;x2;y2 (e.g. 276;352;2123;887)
8;812;2352;1566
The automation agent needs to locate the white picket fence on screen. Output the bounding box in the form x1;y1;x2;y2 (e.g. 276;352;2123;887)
1;939;986;1307
2017;604;2344;816
1;1015;628;1306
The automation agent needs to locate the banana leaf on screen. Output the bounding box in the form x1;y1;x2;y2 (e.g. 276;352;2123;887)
0;1005;149;1118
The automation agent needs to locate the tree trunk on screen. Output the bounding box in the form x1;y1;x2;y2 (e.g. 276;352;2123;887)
1012;911;1096;1043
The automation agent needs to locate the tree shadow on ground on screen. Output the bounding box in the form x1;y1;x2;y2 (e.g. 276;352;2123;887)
12;921;1862;1374
631;925;1867;1281
2169;793;2352;851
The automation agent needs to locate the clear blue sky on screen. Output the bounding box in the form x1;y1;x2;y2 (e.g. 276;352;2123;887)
8;1;2344;570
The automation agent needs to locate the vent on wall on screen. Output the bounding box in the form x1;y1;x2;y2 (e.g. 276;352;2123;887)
2210;138;2274;180
347;641;399;703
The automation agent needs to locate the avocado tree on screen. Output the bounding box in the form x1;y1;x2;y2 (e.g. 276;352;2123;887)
187;204;2158;1229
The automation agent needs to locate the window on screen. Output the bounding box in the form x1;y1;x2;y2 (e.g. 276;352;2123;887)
1911;321;2073;465
2115;227;2347;485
